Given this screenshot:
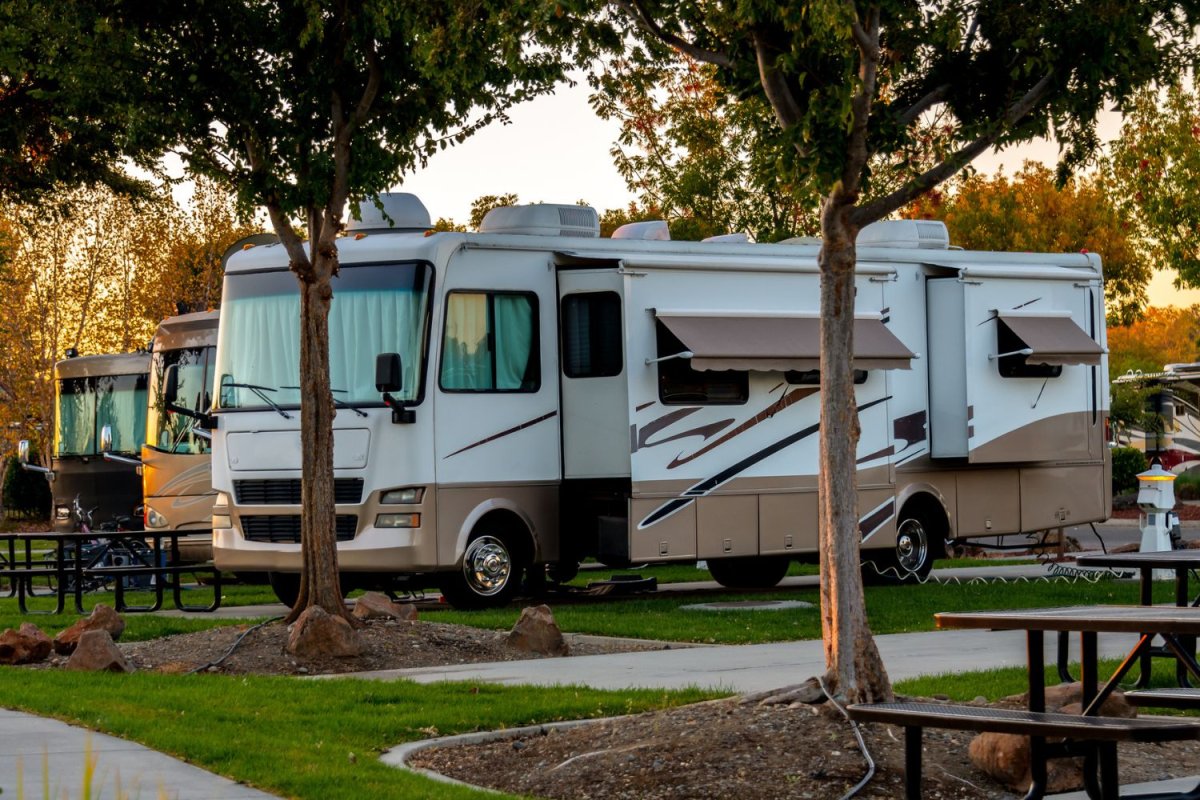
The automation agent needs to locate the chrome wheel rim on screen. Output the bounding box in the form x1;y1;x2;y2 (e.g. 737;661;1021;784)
462;535;512;597
895;519;929;573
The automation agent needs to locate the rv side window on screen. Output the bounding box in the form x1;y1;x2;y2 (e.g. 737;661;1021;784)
655;321;748;405
440;291;540;392
996;321;1062;379
561;292;623;378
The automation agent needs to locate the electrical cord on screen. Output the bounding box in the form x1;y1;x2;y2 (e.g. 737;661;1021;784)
186;615;283;674
817;675;876;800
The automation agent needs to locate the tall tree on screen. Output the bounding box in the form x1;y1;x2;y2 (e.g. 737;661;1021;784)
1106;83;1200;288
602;0;1200;702
593;58;818;241
906;162;1152;324
96;1;573;624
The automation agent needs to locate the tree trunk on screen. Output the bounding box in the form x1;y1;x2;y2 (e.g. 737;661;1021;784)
817;198;892;704
286;249;347;623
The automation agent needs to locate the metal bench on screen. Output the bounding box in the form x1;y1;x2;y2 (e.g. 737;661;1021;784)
846;701;1200;800
1123;687;1200;711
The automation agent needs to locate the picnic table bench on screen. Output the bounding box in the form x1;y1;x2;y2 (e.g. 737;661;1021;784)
846;701;1200;800
0;530;221;614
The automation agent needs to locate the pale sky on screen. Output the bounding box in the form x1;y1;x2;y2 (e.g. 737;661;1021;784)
393;81;1194;307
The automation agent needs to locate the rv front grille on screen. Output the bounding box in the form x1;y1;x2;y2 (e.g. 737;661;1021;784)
240;515;358;543
233;478;364;505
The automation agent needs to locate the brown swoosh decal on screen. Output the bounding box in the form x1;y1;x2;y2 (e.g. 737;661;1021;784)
634;408;736;454
856;445;894;465
635;401;655;412
892;410;927;447
666;387;818;469
444;411;558;458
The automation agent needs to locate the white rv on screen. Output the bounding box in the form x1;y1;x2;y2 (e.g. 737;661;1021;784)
210;194;1110;608
1112;364;1200;473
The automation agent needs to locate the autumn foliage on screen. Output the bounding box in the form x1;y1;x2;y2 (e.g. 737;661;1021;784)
1106;305;1200;378
904;162;1150;324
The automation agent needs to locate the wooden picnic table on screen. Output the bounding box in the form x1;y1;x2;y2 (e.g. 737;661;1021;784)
1076;549;1200;687
0;529;220;615
932;604;1200;799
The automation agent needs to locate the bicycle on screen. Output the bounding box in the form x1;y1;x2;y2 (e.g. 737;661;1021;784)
41;496;157;594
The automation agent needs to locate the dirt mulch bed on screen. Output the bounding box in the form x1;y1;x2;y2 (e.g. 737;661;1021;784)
407;693;1200;799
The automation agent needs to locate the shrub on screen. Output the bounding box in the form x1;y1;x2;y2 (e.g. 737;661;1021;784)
2;452;51;520
1111;446;1148;495
1176;472;1200;501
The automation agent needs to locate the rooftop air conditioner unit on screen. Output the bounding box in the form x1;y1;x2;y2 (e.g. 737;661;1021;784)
856;219;950;250
346;193;432;233
478;204;600;238
611;220;670;240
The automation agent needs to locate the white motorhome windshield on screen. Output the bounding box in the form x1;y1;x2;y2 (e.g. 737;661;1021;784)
215;262;432;409
147;345;213;454
55;374;149;456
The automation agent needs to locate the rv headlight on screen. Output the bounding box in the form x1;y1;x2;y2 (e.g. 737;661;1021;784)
55;505;70;521
214;491;231;506
145;507;168;529
380;487;424;504
376;513;421;529
212;514;232;529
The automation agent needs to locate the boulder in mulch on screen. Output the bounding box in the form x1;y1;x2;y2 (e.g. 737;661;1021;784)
0;623;52;665
969;684;1135;793
65;630;134;673
286;606;363;658
352;592;418;621
53;604;125;655
506;605;568;657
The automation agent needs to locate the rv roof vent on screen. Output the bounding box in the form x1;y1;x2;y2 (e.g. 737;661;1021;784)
478;204;600;238
856;219;950;250
611;220;670;240
345;193;431;233
778;236;823;246
702;232;752;243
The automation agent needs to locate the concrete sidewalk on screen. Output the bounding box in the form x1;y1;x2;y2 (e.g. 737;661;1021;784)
0;708;276;799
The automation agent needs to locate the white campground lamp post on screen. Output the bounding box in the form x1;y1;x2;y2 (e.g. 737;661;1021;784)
1137;464;1178;578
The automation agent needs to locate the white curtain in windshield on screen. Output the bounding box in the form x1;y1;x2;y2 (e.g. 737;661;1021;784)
56;383;96;455
96;377;147;453
221;286;425;406
221;293;302;406
330;288;426;401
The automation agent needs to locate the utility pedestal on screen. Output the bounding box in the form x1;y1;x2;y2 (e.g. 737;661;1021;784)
1138;464;1178;580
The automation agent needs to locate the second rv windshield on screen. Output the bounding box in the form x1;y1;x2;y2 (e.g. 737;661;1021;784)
148;345;213;454
215;262;432;410
55;374;148;456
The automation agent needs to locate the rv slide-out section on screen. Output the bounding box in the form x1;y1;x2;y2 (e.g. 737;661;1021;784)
210;195;1111;609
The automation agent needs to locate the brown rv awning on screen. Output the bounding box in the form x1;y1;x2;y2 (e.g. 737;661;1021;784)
996;312;1104;366
654;313;915;372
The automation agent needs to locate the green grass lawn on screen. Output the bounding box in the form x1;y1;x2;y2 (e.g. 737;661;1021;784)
424;576;1172;644
0;572;1175;645
0;670;719;799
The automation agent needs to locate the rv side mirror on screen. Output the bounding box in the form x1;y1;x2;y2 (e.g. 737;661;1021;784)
99;424;114;453
163;363;179;405
375;353;403;393
17;439;29;464
375;352;414;424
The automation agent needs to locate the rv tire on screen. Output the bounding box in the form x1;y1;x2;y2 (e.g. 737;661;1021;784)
438;532;525;609
267;571;301;609
865;512;937;583
707;556;790;589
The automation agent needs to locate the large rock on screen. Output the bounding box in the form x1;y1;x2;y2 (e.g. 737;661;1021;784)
286;606;363;658
969;684;1135;793
506;604;568;657
54;605;125;655
65;630;133;673
0;623;52;665
352;592;418;621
